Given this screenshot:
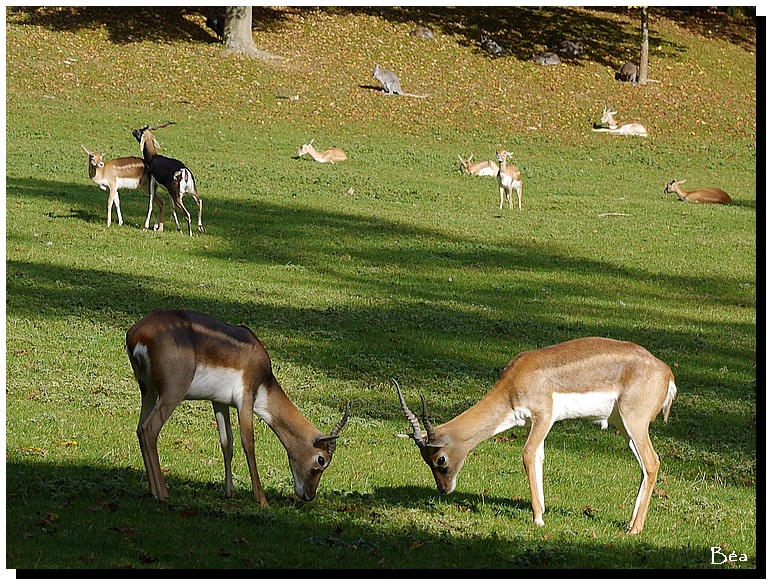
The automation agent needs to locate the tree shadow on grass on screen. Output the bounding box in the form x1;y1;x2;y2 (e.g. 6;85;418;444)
6;6;292;45
6;174;756;464
6;461;757;571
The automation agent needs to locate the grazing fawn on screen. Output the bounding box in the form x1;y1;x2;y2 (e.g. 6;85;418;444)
664;179;732;204
396;337;677;534
496;150;523;210
126;309;350;506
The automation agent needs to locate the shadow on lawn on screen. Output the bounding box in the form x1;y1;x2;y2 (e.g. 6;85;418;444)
6;460;754;570
8;6;755;63
6;175;756;464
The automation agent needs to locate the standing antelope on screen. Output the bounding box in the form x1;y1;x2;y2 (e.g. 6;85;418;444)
458;155;498;177
294;140;348;164
83;146;160;228
132;123;203;236
496;150;523;210
592;105;648;137
664;179;732;204
396;337;677;534
126;309;350;506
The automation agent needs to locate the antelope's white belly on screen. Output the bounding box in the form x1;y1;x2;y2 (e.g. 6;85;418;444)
187;365;245;408
551;391;618;425
114;177;143;190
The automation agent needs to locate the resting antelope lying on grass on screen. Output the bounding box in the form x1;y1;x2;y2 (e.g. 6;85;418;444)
592;105;648;137
295;140;347;164
664;179;732;204
458;155;498;177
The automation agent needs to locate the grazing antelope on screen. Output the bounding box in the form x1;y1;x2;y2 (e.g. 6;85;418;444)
396;337;677;534
132;122;203;236
294;140;348;164
83;146;160;228
664;179;732;204
495;150;523;210
126;309;350;506
592;105;648;137
458;155;498;177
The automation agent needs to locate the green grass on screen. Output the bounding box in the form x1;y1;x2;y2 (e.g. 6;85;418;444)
5;7;757;571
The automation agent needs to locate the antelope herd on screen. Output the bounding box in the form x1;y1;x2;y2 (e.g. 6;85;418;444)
76;16;745;536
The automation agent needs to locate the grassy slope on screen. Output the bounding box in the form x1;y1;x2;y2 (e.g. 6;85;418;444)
5;7;757;570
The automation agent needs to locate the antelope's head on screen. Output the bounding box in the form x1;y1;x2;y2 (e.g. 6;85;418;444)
664;179;684;195
600;104;618;126
395;380;468;494
458;154;473;173
294;139;314;158
82;145;104;170
132;121;174;155
287;401;351;501
496;150;513;164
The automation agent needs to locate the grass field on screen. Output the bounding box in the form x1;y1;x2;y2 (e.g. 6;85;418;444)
5;7;758;571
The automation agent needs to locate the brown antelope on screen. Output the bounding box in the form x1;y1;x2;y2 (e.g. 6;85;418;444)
126;309;350;506
83;146;160;228
295;140;348;164
132;122;203;236
458;155;498;177
592;105;648;137
396;337;677;534
496;150;523;210
664;179;732;204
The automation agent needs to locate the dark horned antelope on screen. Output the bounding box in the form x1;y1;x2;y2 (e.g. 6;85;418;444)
132;122;203;235
396;337;677;534
664;179;732;204
83;146;159;228
126;309;350;505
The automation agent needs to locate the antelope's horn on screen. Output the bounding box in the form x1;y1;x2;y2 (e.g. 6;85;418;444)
420;393;436;444
394;379;425;447
330;401;351;437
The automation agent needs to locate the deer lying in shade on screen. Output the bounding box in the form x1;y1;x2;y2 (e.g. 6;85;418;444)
664;179;732;204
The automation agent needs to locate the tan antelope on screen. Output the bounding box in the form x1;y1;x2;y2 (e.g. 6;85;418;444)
83;146;160;228
295;140;348;164
664;179;732;204
396;337;677;534
126;309;350;506
458;155;498;177
592;105;648;137
133;123;203;235
496;149;523;210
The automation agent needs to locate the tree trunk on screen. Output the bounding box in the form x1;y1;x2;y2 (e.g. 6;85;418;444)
221;6;282;60
638;7;649;84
